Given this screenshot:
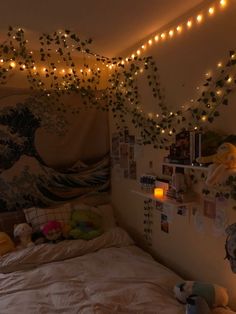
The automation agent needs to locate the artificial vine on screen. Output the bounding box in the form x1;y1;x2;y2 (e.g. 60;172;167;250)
0;27;235;150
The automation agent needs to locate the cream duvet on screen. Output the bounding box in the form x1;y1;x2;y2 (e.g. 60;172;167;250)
0;227;185;314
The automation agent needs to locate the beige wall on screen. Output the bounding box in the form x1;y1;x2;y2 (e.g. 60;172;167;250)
111;2;236;310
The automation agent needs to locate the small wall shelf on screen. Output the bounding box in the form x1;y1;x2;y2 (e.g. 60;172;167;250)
162;162;208;171
131;189;195;207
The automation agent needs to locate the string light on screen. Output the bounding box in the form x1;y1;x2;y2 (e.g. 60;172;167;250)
125;0;230;60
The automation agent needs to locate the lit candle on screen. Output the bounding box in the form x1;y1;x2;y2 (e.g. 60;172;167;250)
154;188;164;198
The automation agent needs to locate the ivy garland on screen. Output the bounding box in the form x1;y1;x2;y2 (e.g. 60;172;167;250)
0;26;167;145
0;27;235;150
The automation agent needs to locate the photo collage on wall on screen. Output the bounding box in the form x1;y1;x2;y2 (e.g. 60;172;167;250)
111;130;138;180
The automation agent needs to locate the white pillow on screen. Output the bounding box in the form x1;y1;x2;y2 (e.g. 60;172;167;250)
24;203;71;232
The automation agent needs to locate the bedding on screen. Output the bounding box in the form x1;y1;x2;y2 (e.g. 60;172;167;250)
0;227;185;314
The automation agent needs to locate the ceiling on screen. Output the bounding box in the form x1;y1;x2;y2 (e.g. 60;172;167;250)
0;0;205;57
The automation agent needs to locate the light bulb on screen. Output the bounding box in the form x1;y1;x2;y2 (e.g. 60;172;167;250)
142;44;146;50
136;49;141;55
220;0;227;7
154;35;159;41
227;76;232;83
187;20;192;28
201;115;207;121
196;14;203;23
131;53;135;59
161;33;166;39
208;7;215;15
169;30;174;37
217;62;222;67
148;39;153;45
176;25;182;33
10;61;16;68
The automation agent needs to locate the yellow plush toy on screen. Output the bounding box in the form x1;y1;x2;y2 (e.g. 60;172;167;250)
197;142;236;186
0;232;15;256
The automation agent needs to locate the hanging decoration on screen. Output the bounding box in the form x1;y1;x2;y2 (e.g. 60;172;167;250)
127;0;229;60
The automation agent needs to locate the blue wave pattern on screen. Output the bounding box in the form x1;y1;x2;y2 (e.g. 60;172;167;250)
0;102;110;212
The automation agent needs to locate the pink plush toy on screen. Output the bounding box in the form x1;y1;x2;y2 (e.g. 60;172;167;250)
13;223;34;249
41;221;63;243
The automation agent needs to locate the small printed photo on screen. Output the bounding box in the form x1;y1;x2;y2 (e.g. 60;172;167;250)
111;133;120;157
124;129;130;143
155;201;163;212
120;143;129;168
162;165;174;177
129;145;134;160
129;160;137;180
177;205;187;216
203;199;216;219
161;214;169;233
129;135;135;144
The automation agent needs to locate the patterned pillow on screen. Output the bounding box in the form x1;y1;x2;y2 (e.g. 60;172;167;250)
23;203;71;232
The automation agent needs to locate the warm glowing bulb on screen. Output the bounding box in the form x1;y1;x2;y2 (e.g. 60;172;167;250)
194;126;198;130
169;130;173;135
42;67;47;72
161;129;165;134
10;61;16;68
196;14;203;23
161;33;166;39
136;49;141;55
121;60;125;65
142;44;146;50
201;115;207;121
131;53;135;59
140;68;143;73
33;66;37;71
216;90;222;95
154;35;159;42
176;25;182;33
22;64;26;69
0;59;3;63
148;39;153;45
169;30;174;37
208;7;215;15
217;62;222;67
227;76;232;83
220;0;227;7
187;20;192;28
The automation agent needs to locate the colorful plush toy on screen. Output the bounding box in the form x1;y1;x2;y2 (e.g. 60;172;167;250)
174;281;229;308
69;209;103;240
225;223;236;273
41;220;63;243
0;232;15;256
14;223;34;249
196;142;236;187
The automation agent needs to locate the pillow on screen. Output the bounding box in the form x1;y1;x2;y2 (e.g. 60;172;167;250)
70;202;116;232
23;203;71;232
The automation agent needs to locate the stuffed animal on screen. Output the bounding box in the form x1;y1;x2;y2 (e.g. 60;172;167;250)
0;232;15;256
225;223;236;273
69;209;103;240
174;281;229;308
41;220;63;243
13;223;34;249
196;142;236;186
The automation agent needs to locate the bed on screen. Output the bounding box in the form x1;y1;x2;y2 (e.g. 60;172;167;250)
0;203;232;314
0;226;185;314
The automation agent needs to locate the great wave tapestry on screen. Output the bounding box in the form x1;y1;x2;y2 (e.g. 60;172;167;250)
0;88;110;212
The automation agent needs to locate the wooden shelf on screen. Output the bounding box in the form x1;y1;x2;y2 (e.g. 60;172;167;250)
163;162;208;171
131;189;195;207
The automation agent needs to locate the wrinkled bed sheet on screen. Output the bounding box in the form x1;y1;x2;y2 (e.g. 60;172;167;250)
0;227;185;314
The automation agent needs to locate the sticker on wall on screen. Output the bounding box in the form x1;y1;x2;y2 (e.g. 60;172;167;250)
155;200;163;212
163;204;174;223
177;205;187;216
203;198;216;219
161;213;169;234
